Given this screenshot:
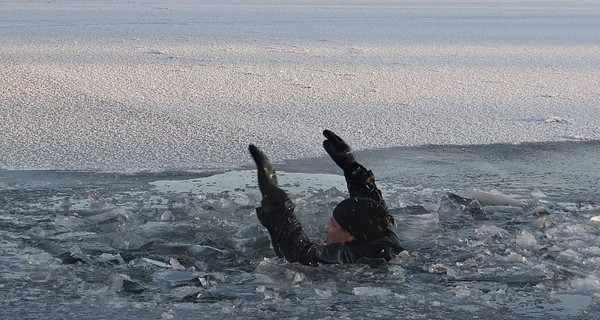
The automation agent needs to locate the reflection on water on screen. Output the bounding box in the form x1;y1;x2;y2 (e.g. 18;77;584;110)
1;141;599;319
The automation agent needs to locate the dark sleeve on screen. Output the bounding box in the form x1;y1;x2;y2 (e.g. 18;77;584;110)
343;164;386;208
256;202;321;267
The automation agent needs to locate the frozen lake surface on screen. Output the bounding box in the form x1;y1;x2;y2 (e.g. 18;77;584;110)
1;0;599;171
1;1;600;319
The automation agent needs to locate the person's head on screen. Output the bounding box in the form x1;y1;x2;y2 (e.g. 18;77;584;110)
325;197;394;244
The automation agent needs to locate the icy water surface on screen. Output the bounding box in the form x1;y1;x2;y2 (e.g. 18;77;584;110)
1;141;599;319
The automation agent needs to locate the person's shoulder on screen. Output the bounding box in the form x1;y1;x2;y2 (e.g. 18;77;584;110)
318;242;361;264
355;230;404;258
382;229;403;251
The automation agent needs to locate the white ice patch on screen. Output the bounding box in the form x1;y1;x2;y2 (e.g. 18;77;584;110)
568;274;600;293
169;258;186;271
544;116;569;124
530;188;547;200
53;214;85;229
149;170;347;196
461;189;524;207
314;288;333;298
474;225;509;238
590;215;600;229
515;230;538;251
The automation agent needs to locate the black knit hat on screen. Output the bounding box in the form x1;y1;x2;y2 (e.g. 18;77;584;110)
332;197;394;241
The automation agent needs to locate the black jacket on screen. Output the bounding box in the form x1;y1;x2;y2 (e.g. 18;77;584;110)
256;165;403;266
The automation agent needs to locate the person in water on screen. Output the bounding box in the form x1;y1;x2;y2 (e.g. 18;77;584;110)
248;130;403;266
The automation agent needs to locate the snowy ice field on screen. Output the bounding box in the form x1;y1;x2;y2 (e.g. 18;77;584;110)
1;1;600;319
0;0;599;171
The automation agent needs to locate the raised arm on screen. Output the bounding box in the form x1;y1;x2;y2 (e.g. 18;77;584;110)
248;145;321;266
322;130;385;207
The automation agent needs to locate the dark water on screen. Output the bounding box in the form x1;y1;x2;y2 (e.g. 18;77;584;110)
1;141;599;319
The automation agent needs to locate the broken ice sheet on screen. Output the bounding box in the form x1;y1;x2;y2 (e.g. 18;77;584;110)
153;270;207;288
83;208;133;227
109;273;146;293
169;257;185;270
101;231;150;250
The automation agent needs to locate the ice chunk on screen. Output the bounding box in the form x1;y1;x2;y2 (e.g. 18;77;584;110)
430;263;458;278
168;286;202;302
103;231;150;250
515;230;538;251
534;216;556;230
53;214;84;229
197;275;209;287
250;274;277;286
438;193;485;228
504;251;527;263
530;188;547;199
84;208;131;226
187;245;231;258
227;191;252;206
292;271;306;284
48;231;97;241
590;215;600;228
568;274;600;292
169;257;186;270
26;226;46;239
461;189;524;206
108;273;144;293
527;205;550;216
256;285;280;300
441;192;484;216
57;245;92;265
391;205;430;215
87;192;105;209
395;212;437;241
352;286;392;297
474;225;509;238
314;288;333;298
59;196;71;211
453;284;481;299
123;278;147;293
544;116;568;123
580;203;600;214
153;270;205;287
135;221;195;238
160;210;175;221
556;249;582;264
142;257;172;268
253;257;300;284
96;253;125;266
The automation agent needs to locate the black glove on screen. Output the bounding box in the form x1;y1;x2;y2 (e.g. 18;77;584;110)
249;144;279;196
248;145;293;227
323;129;359;172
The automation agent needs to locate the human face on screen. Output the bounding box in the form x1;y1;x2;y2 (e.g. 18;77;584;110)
325;217;355;244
